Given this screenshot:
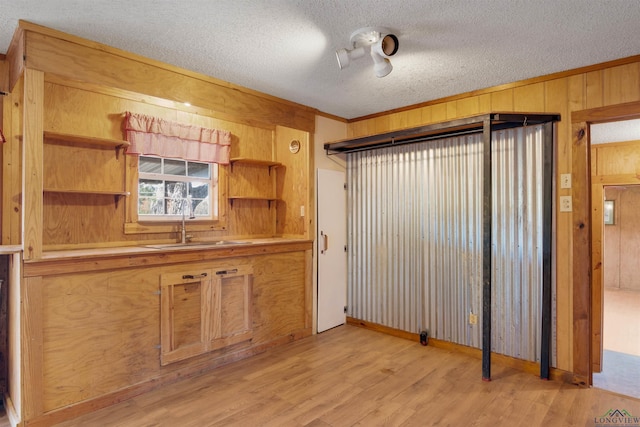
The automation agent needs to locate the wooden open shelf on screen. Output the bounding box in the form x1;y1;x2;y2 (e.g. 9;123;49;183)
229;158;282;174
228;196;280;208
44;131;130;158
44;189;130;208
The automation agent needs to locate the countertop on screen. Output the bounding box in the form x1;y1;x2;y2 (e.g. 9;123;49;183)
23;238;314;277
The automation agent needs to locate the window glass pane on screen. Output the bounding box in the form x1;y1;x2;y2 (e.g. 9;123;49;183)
188;162;210;178
140;156;162;174
138;156;217;220
165;181;187;199
165;198;185;216
139;197;164;215
139;179;163;198
164;159;186;176
189;182;209;199
192;199;209;216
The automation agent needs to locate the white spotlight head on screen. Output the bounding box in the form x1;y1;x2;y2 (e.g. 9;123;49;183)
372;34;399;58
370;51;393;78
336;46;366;69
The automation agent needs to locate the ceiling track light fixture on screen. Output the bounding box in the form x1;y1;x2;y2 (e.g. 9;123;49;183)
336;27;399;78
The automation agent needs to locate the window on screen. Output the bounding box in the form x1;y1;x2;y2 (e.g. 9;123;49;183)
138;155;218;221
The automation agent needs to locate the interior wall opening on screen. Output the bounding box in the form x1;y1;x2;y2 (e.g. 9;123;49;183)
590;119;640;398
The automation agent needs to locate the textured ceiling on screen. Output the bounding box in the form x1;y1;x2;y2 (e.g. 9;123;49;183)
2;1;640;119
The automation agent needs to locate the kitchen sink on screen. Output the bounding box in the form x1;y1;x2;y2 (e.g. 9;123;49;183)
144;240;252;249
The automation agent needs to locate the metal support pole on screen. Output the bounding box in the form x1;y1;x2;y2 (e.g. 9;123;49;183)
482;119;492;381
540;121;555;379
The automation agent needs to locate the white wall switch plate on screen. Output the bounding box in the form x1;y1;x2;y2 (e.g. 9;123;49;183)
560;196;572;212
560;173;572;189
300;205;305;217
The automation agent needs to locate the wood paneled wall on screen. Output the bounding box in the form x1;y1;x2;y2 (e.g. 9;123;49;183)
345;56;640;375
40;79;295;247
22;22;315;133
0;57;8;93
276;125;312;238
1;21;314;251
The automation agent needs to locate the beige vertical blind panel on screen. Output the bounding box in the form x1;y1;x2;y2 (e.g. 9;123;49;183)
347;125;552;363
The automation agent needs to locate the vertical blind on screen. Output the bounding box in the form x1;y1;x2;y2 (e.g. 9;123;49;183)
347;125;552;362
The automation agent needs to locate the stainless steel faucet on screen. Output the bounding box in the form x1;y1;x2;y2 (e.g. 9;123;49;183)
181;198;195;243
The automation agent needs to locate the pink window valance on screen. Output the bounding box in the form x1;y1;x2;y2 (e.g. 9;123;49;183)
124;112;231;165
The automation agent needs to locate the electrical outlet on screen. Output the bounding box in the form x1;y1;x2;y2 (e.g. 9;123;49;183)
560;173;572;189
560;196;572;212
469;313;478;325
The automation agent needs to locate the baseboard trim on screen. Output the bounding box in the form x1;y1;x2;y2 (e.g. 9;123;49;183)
347;317;573;383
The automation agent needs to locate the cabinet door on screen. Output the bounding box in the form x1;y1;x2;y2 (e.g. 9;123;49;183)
215;264;253;346
160;269;215;365
160;265;253;365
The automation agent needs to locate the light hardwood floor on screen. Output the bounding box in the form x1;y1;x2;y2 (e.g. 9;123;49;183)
602;288;640;357
41;325;640;426
593;288;640;398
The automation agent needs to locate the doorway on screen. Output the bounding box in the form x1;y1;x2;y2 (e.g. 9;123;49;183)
592;185;640;398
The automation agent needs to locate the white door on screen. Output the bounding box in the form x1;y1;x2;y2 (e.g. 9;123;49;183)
317;168;347;333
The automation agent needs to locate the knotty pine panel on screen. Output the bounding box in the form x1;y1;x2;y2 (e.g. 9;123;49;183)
220;274;251;337
251;251;307;343
227;200;276;237
23;69;44;260
513;82;545;112
228;163;276;199
456;96;480;117
544;76;572;371
430;103;448;123
388;111;409;131
172;282;203;349
276;126;309;238
585;70;604;110
43;193;125;247
40;267;160;412
491;89;514;111
2;76;23;246
0;58;8;94
603;62;640;106
25;28;315;132
418;105;432;126
594;140;640;176
42;141;124;193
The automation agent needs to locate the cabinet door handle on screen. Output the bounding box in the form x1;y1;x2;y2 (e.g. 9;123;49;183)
320;231;329;254
182;273;208;279
216;269;238;275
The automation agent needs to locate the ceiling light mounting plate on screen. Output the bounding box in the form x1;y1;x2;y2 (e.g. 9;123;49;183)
349;27;392;48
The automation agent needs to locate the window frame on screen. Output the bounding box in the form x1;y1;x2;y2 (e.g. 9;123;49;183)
124;155;228;235
137;155;216;222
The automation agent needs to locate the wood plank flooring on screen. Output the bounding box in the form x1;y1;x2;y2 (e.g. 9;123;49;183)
38;326;640;426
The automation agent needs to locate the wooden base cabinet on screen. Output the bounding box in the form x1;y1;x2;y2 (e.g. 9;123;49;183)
15;242;312;427
160;264;253;366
